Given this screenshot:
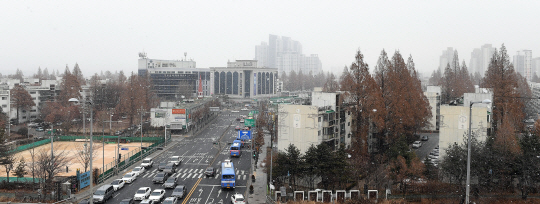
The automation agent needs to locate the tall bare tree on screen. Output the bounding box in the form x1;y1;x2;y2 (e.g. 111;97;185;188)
74;143;101;172
10;84;36;122
35;144;69;199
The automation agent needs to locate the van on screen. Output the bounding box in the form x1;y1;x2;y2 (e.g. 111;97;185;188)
93;185;114;203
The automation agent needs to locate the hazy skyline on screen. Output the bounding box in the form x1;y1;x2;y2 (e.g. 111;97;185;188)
1;1;539;78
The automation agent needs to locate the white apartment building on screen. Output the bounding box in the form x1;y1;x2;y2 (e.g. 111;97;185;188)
469;44;496;76
514;50;532;81
424;86;441;131
439;47;454;73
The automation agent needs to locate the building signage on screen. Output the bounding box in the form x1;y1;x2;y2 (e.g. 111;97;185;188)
172;109;186;114
243;62;253;66
78;170;91;189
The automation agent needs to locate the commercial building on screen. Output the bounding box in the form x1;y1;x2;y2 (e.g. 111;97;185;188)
137;53;211;101
210;60;278;98
150;97;219;133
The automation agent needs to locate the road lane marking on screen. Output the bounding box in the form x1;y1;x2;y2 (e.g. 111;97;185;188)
181;178;202;204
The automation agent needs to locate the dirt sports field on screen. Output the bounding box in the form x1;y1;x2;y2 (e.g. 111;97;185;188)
0;141;152;177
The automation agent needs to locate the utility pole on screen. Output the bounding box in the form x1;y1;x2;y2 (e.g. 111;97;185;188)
137;106;146;162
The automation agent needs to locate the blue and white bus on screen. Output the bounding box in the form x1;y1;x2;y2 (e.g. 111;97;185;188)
230;142;242;157
221;160;236;189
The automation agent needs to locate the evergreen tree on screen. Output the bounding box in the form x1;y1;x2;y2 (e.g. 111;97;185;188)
14;157;27;182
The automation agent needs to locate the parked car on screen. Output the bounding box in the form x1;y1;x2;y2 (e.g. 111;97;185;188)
158;162;168;171
119;198;134;204
28;122;39;127
111;179;125;191
36;127;44;132
122;173;137;184
163;177;177;189
93;185;114;203
153;172;169;184
78;199;89;204
141;158;154;168
133;187;152;201
421;135;429;141
231;193;246;204
148;189;166;203
171;185;186;199
412;141;422;149
205;167;216;177
115;130;123;135
131;166;146;177
163;197;178;204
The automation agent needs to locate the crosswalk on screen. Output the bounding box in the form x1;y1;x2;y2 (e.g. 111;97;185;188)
138;168;249;180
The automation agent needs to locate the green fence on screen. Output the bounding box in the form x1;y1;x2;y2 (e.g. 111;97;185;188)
9;139;51;154
58;135;163;143
0;177;43;183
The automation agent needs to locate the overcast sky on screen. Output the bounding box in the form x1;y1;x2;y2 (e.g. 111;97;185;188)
1;1;539;78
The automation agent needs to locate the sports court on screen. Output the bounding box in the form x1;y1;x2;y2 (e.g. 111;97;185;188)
0;141;152;177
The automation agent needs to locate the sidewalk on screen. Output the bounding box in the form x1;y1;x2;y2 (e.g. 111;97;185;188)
71;137;183;203
247;133;271;204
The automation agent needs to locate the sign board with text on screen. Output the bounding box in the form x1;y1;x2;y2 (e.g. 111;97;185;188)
237;130;252;140
244;119;255;127
172;109;186;114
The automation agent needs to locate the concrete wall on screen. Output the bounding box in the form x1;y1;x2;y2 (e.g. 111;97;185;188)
423;91;439;131
439;105;490;158
277;104;319;154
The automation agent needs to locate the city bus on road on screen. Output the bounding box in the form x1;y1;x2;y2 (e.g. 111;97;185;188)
230;142;241;157
221;160;235;189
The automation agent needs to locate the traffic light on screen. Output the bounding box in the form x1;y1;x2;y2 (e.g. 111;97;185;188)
253;151;256;158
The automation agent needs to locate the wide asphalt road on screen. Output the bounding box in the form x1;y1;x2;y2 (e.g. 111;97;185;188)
105;109;253;204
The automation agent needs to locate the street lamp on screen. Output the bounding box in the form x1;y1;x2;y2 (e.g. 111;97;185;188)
69;98;94;204
466;99;491;204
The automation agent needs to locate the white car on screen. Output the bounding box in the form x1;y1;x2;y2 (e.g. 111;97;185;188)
131;166;146;177
134;187;152;201
241;108;248;111
162;197;178;204
412;141;422;149
122;172;137;184
168;156;181;166
141;158;154;168
231;110;240;113
148;189;166;203
110;179;125;191
140;199;155;204
231;193;246;204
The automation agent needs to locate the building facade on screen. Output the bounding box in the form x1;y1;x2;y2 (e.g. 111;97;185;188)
514;50;532;81
137;54;212;101
439;47;454;73
255;34;322;75
469;44;496;76
424;86;441;131
210;60;278;98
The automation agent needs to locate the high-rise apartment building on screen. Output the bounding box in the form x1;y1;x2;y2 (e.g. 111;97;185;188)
469;44;496;76
439;47;454;73
533;57;540;78
255;34;321;75
514;50;532;81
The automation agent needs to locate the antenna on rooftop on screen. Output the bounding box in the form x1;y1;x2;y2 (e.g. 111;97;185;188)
184;52;187;61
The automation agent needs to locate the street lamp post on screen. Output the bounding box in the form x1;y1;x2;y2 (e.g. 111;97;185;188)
466;99;491;204
70;98;94;204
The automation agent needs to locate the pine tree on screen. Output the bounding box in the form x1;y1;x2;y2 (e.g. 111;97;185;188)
72;63;86;85
14;157;27;182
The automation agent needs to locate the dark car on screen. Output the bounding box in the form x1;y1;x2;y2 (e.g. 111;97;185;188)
205;167;216;177
163;177;177;189
163;163;176;174
171;185;186;199
421;135;429;141
153;172;169;184
158;162;168;171
78;199;90;204
119;198;135;204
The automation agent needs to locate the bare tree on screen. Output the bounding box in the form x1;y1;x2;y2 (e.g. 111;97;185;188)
35;144;70;199
74;142;101;172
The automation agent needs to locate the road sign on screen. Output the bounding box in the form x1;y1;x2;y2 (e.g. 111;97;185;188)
121;147;128;150
244;119;255;127
237;130;252;140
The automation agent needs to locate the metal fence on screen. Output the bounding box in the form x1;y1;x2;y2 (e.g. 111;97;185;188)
96;136;170;184
9;138;51;154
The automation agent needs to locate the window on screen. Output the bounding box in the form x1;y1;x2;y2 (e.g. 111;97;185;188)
22;116;26;119
30;91;36;94
2;105;6;108
1;97;6;100
348;122;350;126
318;117;321;122
318;131;321;136
348;111;351;115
